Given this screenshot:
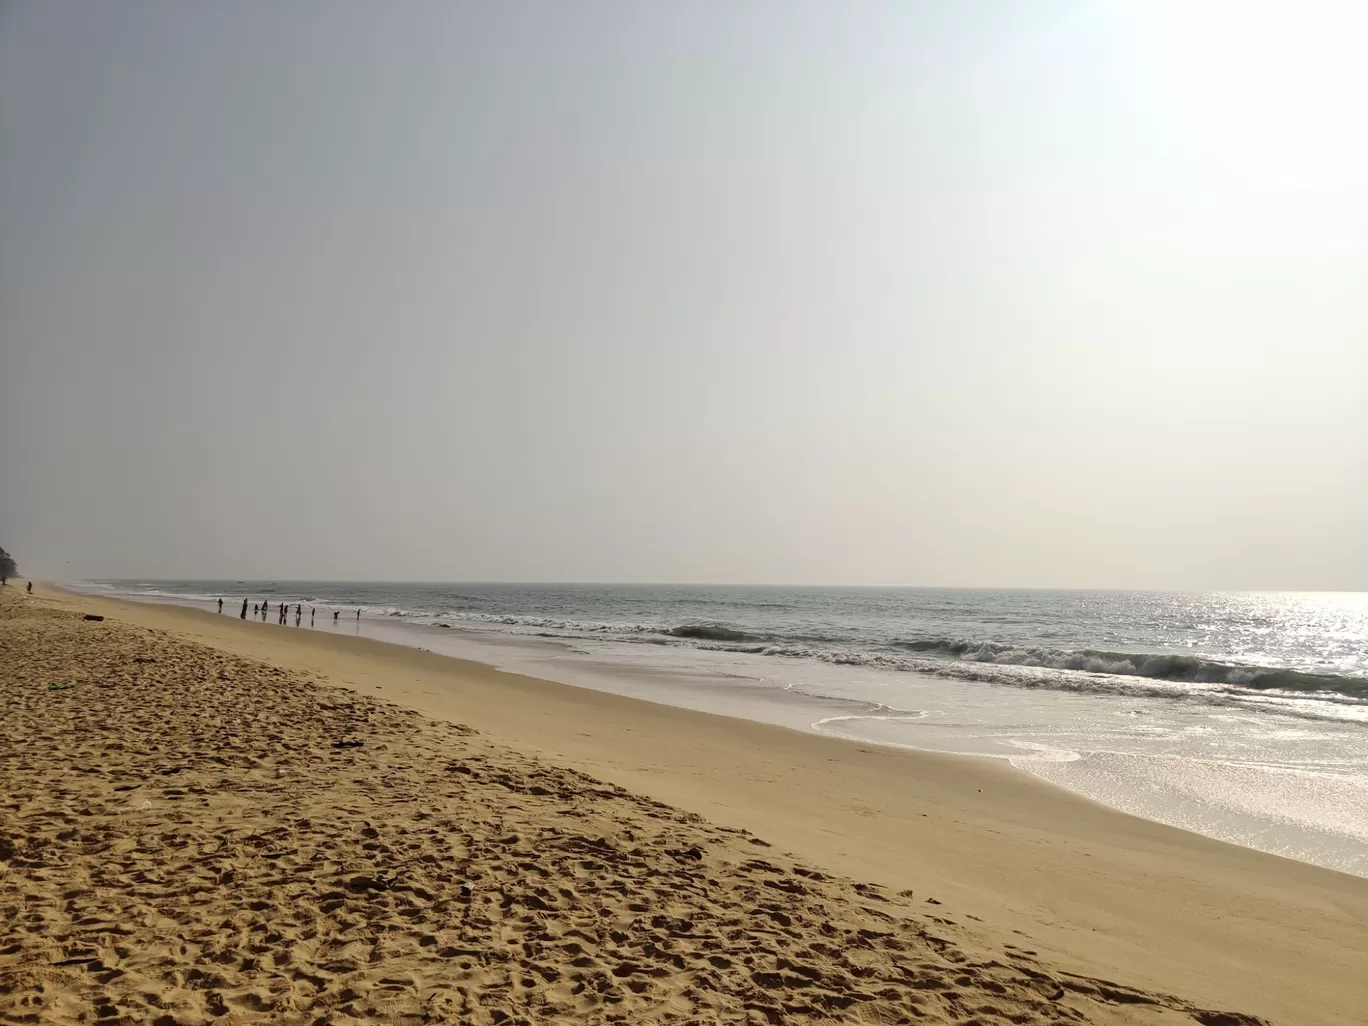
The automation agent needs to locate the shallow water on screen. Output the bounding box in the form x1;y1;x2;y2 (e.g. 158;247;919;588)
83;581;1368;876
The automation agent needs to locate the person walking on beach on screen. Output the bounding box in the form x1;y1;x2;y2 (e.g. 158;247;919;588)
241;598;248;619
333;610;339;624
311;606;315;626
218;598;223;614
356;608;360;622
295;606;301;627
27;581;33;594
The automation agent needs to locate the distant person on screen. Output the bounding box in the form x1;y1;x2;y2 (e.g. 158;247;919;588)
27;581;33;594
241;598;248;619
218;598;223;614
253;603;258;615
311;606;315;626
356;609;360;621
333;610;339;623
295;607;301;627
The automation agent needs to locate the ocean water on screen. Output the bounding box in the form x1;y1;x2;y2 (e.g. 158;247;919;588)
84;581;1368;876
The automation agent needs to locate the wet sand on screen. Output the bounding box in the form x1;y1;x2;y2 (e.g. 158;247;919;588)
2;585;1365;1025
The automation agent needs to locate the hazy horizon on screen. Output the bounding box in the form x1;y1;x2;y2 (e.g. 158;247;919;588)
3;2;1365;591
78;577;1368;597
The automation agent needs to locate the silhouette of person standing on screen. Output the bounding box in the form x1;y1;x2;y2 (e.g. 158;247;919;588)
241;599;248;619
218;598;223;614
27;581;33;594
333;611;339;623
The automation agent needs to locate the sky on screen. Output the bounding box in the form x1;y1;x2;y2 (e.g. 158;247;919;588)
1;1;1365;589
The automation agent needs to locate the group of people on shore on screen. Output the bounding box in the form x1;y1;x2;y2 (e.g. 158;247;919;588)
220;597;359;627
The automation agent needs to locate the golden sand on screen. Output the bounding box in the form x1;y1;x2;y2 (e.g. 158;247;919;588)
2;586;1364;1025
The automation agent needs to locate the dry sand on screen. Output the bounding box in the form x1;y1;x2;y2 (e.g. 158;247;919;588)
1;586;1365;1025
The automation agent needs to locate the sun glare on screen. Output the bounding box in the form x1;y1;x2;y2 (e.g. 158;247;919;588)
1124;0;1368;190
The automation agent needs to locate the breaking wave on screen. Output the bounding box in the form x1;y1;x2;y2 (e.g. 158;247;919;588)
890;638;1367;695
667;624;757;642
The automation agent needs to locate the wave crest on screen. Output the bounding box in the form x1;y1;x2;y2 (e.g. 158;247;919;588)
667;624;756;642
892;638;1365;694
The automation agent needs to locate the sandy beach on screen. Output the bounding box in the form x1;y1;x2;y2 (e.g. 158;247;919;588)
2;586;1365;1025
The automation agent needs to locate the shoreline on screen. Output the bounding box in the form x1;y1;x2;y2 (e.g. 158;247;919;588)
17;584;1368;1025
73;583;1368;878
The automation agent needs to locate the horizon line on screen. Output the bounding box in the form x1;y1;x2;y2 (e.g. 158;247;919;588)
63;577;1368;596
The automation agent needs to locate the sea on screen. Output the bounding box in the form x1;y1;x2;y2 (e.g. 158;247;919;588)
79;581;1368;877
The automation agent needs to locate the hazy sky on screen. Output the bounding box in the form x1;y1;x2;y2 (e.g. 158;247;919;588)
2;1;1365;589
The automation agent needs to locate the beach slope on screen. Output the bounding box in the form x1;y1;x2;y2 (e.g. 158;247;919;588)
2;587;1364;1024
